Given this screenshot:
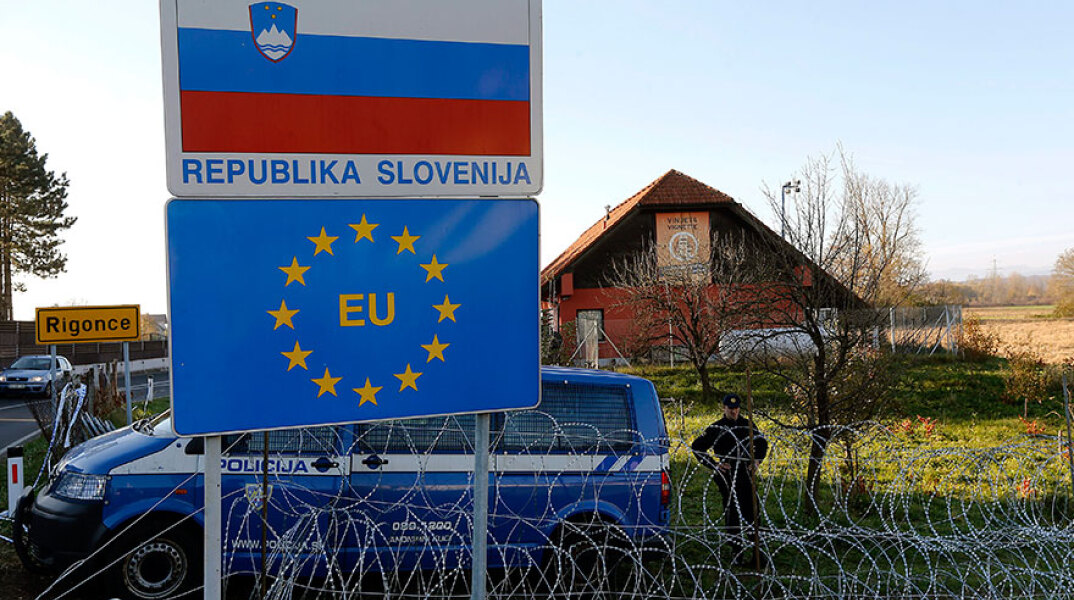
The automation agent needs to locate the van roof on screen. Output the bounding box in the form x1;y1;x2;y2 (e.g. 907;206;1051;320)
540;366;650;386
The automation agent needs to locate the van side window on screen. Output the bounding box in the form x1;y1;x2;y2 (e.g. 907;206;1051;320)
223;426;339;455
357;415;477;454
498;383;635;454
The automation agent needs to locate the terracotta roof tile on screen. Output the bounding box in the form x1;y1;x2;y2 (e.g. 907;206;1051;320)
541;170;736;283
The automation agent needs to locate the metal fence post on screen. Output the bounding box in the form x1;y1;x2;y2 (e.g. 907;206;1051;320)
1063;374;1074;501
889;307;896;353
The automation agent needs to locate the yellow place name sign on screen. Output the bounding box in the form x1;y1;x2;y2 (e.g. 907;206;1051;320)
36;305;141;344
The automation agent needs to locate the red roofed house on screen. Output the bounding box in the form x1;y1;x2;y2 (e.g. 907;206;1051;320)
541;169;846;366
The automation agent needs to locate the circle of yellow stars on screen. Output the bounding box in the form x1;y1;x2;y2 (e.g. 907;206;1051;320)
267;214;461;407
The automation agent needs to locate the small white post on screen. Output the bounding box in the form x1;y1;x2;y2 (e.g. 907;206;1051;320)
7;446;24;517
205;436;223;600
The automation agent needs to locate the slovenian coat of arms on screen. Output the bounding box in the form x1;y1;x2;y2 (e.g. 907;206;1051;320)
249;2;297;62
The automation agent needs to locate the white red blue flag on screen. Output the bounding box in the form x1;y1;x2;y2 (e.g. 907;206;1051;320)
161;0;542;197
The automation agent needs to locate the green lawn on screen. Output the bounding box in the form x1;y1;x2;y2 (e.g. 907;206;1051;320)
629;356;1074;597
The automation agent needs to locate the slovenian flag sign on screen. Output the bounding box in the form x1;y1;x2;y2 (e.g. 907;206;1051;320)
174;0;532;156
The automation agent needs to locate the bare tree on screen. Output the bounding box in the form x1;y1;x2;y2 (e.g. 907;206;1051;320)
607;234;768;403
839;153;926;307
753;148;917;516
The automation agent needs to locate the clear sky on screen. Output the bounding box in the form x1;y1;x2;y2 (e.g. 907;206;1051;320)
1;1;1071;320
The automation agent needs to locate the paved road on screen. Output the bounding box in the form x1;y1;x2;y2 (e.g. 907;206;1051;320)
0;398;40;454
0;369;171;454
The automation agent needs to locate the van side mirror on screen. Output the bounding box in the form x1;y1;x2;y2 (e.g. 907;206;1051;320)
185;437;205;455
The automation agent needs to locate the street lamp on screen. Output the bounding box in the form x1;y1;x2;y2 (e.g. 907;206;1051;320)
780;179;800;238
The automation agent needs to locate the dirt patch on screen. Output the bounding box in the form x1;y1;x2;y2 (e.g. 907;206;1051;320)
0;545;58;600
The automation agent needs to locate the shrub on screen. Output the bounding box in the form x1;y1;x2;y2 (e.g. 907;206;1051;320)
1056;297;1074;318
1003;346;1050;415
960;315;1000;361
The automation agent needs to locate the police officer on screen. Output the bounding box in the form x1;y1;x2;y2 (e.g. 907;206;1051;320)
691;393;768;564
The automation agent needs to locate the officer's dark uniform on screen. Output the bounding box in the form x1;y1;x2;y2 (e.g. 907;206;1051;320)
690;394;768;560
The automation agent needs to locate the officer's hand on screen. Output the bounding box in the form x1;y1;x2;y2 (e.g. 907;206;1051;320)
718;462;731;472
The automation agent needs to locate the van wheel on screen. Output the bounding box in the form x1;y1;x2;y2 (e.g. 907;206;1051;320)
543;523;637;600
108;522;200;600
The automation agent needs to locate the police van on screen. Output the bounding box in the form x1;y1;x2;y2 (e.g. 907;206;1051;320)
15;367;670;599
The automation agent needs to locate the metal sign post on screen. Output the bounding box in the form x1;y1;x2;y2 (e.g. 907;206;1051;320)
49;345;57;408
204;436;223;599
123;342;133;425
471;413;490;600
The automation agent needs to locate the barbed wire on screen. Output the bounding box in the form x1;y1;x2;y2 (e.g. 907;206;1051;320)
22;409;1074;600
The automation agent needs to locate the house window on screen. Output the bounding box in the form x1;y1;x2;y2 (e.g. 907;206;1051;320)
576;309;605;343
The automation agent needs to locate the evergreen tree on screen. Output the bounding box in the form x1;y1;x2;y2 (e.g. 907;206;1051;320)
0;112;76;320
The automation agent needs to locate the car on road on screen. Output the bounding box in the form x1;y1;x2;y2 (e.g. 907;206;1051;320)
0;355;72;397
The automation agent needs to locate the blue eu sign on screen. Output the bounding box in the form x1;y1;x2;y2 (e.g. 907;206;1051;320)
166;199;539;436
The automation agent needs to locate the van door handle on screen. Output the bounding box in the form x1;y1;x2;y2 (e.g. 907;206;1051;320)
362;455;388;469
312;457;339;472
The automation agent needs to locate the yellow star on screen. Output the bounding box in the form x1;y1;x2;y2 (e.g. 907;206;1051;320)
354;377;382;406
421;335;449;363
394;364;422;392
307;227;339;256
278;257;310;286
420;255;449;282
281;341;312;371
391;227;420;254
268;299;299;330
348;215;378;243
432;295;461;322
311;368;342;397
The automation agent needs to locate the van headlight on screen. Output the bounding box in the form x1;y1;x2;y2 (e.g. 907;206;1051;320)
53;471;108;501
31;375;44;382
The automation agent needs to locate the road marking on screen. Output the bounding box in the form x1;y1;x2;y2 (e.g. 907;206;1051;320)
0;418;36;422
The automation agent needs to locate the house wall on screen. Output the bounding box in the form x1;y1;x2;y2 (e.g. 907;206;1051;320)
555;285;804;361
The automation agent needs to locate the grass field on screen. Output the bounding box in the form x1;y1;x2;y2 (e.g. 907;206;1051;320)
965;305;1055;321
965;305;1074;364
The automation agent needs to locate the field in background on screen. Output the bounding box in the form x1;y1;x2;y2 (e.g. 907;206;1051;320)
965;305;1074;364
